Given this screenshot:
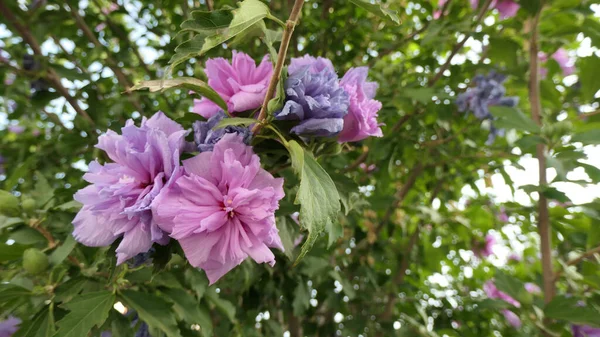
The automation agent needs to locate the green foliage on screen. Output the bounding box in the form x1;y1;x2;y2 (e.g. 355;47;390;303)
119;290;182;337
54;291;115;337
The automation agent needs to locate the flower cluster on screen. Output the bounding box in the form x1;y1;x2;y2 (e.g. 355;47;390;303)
73;112;283;284
483;280;542;329
275;55;383;142
456;71;519;144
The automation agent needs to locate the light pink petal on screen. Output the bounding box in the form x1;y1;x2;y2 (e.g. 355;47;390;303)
179;232;222;267
182;152;213;179
495;0;519;19
193;98;223;119
72;207;118;247
229;90;265;112
115;222;153;264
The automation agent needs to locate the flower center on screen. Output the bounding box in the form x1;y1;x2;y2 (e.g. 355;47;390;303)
223;198;235;217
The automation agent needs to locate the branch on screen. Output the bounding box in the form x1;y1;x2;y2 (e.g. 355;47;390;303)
380;163;425;232
341;148;369;173
0;2;95;125
428;0;494;86
528;1;554;306
251;0;305;134
554;245;600;281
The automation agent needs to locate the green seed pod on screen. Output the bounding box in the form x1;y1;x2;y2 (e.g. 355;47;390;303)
21;198;37;214
0;190;21;217
22;248;49;274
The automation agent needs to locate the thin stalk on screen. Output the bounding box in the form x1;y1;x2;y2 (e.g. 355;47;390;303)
251;0;305;134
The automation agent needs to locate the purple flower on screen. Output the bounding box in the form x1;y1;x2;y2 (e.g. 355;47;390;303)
72;112;187;264
456;72;518;144
501;310;521;328
483;280;521;308
573;325;600;337
275;56;349;137
524;282;541;294
0;316;20;337
7;125;25;134
433;0;447;19
337;67;383;143
193;51;273;119
471;0;519;19
539;48;575;78
508;253;522;262
152;134;285;284
101;2;119;15
476;234;496;258
192;111;252;153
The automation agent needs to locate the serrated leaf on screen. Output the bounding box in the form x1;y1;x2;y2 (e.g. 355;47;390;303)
120;290;182;337
545;296;600;326
129;77;228;112
54;291;114;337
13;306;55;337
53;200;82;212
348;0;400;24
184;268;209;300
580;162;600;182
489;106;540;133
169;0;270;68
215;117;257;129
292;281;309;316
205;289;236;323
180;8;234;34
572;129;600;145
288;141;342;262
276;216;298;260
161;288;213;337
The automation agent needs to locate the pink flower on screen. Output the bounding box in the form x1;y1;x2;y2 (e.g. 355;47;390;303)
433;0;447;19
337;67;383;143
501;310;522;328
193;51;273;119
471;0;519;19
497;206;508;222
483;280;521;308
152;134;285;284
539;48;574;78
0;316;20;337
95;23;107;32
8;125;25;134
474;234;496;258
101;3;119;15
524;282;541;294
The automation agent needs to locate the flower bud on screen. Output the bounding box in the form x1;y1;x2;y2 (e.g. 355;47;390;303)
0;190;20;217
22;248;49;274
21;198;36;214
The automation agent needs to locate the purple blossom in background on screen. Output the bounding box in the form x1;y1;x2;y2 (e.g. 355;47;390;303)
498;206;508;222
573;325;600;337
456;72;519;144
477;234;496;258
192;111;252;153
0;155;5;175
433;0;446;19
72;112;187;264
539;48;575;78
338;67;383;143
275;56;349;137
483;280;521;308
31;129;41;137
508;253;522;262
0;316;20;337
101;2;119;15
471;0;520;19
153;134;285;284
524;282;541;294
7;125;24;134
193;51;273;119
501;310;521;328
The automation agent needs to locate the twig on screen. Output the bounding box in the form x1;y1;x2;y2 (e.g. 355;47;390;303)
579;110;600;119
206;0;214;11
0;2;95;125
251;0;305;134
380;163;425;233
528;0;554;313
554;245;600;281
341;148;369;173
428;0;493;85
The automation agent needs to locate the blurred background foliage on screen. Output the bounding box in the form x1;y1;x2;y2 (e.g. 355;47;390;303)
1;0;600;336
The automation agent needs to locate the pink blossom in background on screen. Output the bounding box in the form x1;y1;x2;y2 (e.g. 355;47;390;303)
508;253;522;262
497;206;508;222
524;283;541;294
72;112;187;264
359;163;377;173
474;234;496;258
483;280;521;308
433;0;447;19
101;2;119;15
471;0;520;19
0;316;20;337
152;134;284;284
572;325;600;337
501;310;522;328
193;51;273;119
8;125;25;134
32;129;41;137
338;67;383;143
539;48;575;78
95;23;107;32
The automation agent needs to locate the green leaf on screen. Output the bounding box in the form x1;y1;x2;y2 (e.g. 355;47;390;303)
54;277;87;303
180;8;234;34
292;281;309;316
13;306;55;337
579;162;600;182
49;235;76;266
120;290;182;337
32;172;54;209
488;106;540;133
0;284;31;303
169;0;270;68
287;141;342;262
53;201;82;212
276;216;298;260
541;186;570;203
580;56;600;101
494;271;524;303
54;291;114;337
0;242;29;262
205;289;236;323
215;117;257;129
572;129;600;145
184;268;209;300
348;0;400;24
545;296;600;326
161;288;213;337
129;77;228;113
